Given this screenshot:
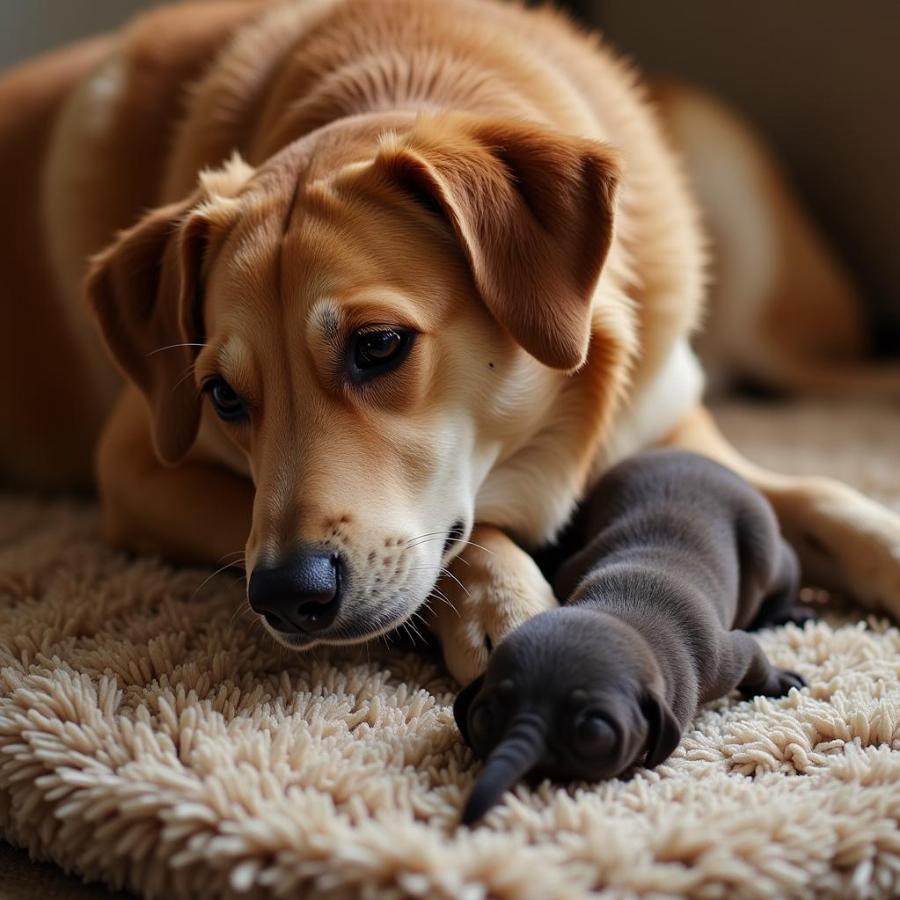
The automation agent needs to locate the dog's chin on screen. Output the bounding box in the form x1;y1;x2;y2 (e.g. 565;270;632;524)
259;603;423;651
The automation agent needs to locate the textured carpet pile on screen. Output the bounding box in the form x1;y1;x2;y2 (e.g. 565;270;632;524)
1;400;899;899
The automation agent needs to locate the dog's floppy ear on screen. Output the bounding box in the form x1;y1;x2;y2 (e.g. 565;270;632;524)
453;675;486;746
86;156;253;465
373;114;621;371
641;689;682;768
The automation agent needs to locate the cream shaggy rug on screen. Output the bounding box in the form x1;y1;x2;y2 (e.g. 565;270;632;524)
1;399;899;900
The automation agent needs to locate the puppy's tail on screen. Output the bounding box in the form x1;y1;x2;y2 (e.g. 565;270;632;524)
461;712;546;826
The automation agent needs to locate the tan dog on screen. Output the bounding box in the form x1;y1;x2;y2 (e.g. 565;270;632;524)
1;0;898;684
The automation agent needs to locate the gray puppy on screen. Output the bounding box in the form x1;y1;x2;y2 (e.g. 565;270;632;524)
455;449;809;825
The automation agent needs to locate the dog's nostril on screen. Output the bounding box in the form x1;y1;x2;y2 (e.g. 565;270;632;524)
263;612;288;632
297;599;328;622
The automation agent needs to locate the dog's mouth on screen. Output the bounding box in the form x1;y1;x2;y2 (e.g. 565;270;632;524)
263;600;423;650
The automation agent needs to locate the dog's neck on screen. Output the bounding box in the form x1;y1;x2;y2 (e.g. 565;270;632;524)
475;282;641;547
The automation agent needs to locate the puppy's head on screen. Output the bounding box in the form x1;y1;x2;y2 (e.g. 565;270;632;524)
86;114;622;648
454;607;680;823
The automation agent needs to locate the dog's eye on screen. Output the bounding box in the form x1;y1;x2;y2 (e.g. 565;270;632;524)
350;328;414;380
572;711;617;758
204;377;248;422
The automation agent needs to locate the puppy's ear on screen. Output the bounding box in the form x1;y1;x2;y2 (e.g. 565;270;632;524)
641;690;682;768
86;156;253;465
453;675;485;746
373;114;621;371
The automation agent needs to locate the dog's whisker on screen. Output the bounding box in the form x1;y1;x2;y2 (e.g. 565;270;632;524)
426;581;451;601
409;610;431;641
171;363;198;395
428;587;459;616
231;599;253;625
424;563;471;597
404;533;493;558
404;530;448;547
191;560;243;601
450;538;494;555
215;550;247;566
439;568;470;597
401;618;426;646
404;535;451;550
147;342;208;357
408;535;497;557
406;562;471;598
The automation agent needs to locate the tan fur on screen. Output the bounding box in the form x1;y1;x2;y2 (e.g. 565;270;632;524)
1;0;898;678
428;525;557;684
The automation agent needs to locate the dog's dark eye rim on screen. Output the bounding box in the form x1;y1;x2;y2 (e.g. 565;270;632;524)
348;327;416;381
202;376;249;422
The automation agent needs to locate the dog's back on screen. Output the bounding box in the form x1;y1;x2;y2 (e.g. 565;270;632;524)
557;449;789;636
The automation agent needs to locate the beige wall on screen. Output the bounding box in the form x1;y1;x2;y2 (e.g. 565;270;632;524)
0;0;165;69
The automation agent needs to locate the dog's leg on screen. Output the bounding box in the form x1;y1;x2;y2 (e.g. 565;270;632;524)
721;631;805;698
663;405;900;617
426;525;557;684
96;391;253;566
749;539;816;629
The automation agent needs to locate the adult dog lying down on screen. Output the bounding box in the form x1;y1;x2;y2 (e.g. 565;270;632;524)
1;0;898;683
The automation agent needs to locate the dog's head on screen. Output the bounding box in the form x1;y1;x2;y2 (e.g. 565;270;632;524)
453;607;681;823
87;113;624;648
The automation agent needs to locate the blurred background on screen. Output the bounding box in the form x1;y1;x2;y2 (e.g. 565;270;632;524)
2;0;898;349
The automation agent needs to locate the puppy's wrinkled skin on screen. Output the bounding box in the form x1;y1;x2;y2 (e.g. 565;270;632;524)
2;0;900;670
455;450;807;824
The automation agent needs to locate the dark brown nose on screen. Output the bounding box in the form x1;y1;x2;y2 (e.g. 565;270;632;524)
248;550;343;634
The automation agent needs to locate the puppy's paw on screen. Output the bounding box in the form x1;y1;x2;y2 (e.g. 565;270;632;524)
777;605;818;628
753;603;817;630
775;669;806;694
751;668;806;698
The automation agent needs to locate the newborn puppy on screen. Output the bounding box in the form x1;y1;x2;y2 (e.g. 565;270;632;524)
455;449;808;824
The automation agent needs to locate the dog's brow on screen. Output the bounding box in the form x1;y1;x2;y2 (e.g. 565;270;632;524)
209;339;255;387
309;299;342;341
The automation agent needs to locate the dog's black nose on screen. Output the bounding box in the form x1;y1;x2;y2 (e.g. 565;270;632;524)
248;550;343;634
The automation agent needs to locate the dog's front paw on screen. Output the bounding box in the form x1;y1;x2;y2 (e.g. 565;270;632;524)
426;527;557;685
842;527;900;615
441;564;557;685
793;481;900;616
